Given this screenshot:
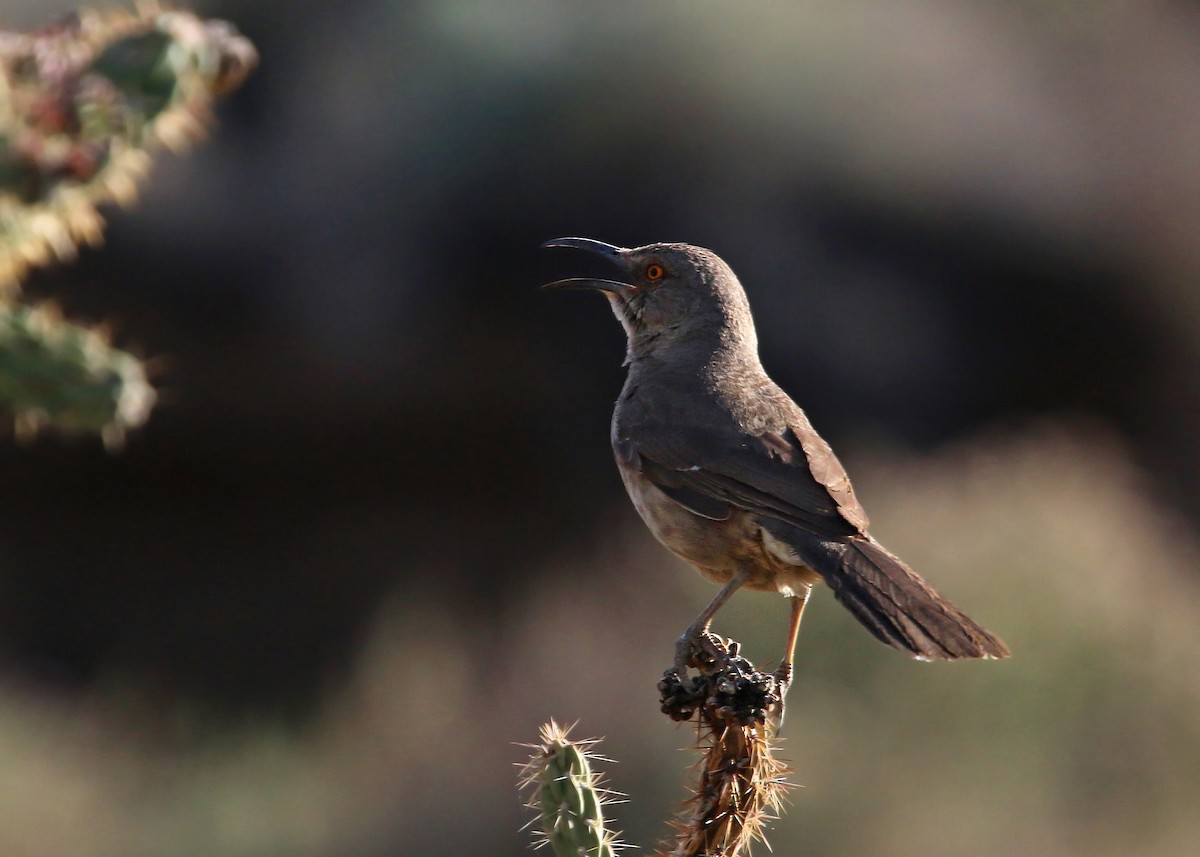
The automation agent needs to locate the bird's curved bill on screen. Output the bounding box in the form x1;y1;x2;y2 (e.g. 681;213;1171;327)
541;237;624;257
541;237;632;294
541;276;633;295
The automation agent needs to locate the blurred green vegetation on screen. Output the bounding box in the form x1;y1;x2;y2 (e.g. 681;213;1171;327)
0;5;254;441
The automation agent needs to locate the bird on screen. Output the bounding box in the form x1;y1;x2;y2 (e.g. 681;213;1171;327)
542;237;1009;700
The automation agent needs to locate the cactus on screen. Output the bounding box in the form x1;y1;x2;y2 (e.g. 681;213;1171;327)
0;3;257;291
656;635;791;857
661;718;789;857
0;300;152;446
521;636;792;857
0;4;256;440
517;721;623;857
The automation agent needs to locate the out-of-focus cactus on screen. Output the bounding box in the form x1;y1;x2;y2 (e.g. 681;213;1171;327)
0;301;153;447
0;4;256;440
0;4;257;290
518;721;622;857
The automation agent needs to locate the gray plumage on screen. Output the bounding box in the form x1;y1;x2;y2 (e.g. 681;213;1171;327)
544;238;1009;665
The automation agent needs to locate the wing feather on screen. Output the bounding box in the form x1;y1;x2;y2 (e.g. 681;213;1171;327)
628;408;868;540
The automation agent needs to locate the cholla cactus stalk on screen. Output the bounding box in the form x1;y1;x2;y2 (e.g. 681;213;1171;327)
518;721;623;857
0;3;257;291
659;634;792;857
0;300;153;446
663;718;789;857
520;636;792;857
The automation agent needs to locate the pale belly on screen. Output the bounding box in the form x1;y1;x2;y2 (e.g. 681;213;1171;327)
618;465;821;596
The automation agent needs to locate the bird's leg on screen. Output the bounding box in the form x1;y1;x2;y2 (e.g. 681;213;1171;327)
774;585;813;695
675;570;749;677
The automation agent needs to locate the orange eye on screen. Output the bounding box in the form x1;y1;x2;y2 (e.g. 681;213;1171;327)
645;263;665;281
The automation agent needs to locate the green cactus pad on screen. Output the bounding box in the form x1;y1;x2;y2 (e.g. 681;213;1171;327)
0;301;153;444
518;721;621;857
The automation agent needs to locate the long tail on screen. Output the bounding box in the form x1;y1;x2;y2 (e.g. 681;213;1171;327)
806;536;1009;660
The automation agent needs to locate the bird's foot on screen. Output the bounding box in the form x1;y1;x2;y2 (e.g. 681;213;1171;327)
768;662;794;732
673;632;693;679
773;661;793;688
661;629;715;722
660;633;781;727
673;629;732;678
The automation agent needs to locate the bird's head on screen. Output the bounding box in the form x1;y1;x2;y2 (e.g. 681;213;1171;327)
542;238;756;357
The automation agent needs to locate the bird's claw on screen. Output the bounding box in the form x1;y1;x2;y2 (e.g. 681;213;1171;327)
769;662;794;732
674;634;692;679
661;633;783;728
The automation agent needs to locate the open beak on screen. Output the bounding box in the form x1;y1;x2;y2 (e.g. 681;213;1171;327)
541;237;634;296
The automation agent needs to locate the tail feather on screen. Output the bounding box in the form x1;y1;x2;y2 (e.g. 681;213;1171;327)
810;536;1009;660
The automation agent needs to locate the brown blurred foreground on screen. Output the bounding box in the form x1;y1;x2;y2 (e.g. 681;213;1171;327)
0;428;1197;857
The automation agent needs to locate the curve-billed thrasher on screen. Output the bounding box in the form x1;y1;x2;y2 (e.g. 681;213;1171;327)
543;238;1009;693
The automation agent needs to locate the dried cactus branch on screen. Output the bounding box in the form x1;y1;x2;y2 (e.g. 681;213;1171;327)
658;634;792;857
518;637;793;857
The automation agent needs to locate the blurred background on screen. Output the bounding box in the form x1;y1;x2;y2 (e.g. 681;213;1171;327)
3;1;1200;855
